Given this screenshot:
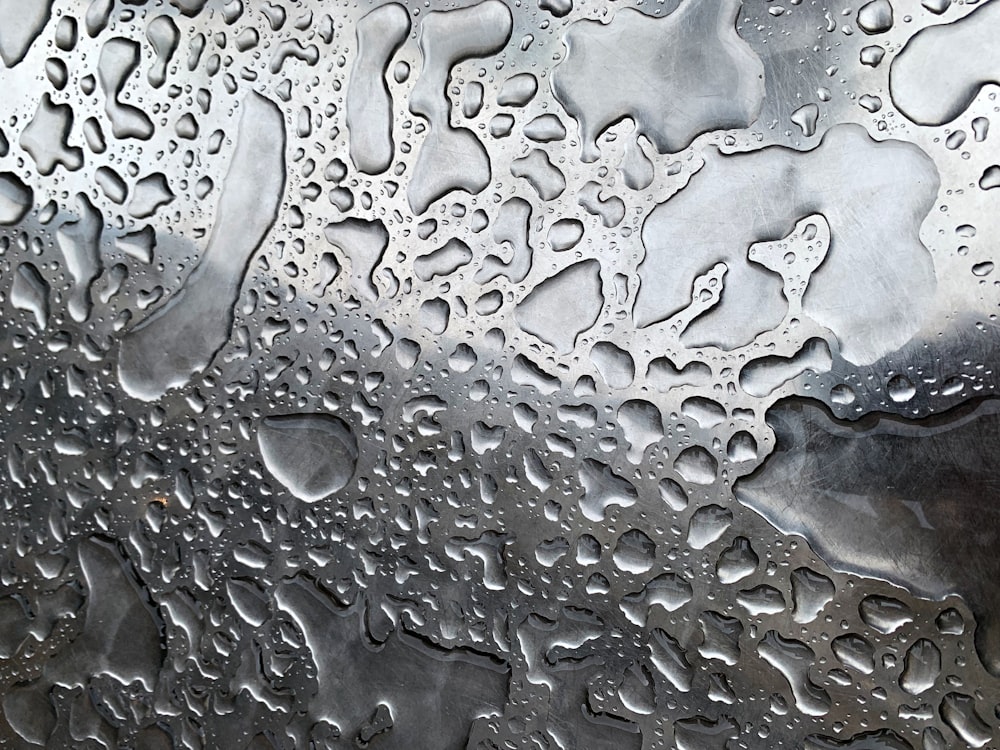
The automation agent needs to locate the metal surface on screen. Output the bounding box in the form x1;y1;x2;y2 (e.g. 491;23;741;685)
0;0;998;748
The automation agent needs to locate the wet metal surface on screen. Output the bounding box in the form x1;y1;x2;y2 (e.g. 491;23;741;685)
0;0;999;748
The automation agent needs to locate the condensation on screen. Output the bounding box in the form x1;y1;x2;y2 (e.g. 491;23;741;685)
0;0;999;748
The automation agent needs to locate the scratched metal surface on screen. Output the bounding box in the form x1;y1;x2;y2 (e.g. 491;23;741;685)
0;0;998;748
